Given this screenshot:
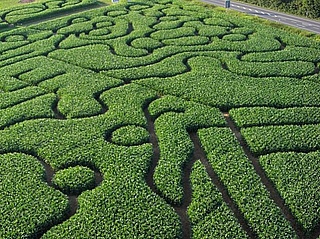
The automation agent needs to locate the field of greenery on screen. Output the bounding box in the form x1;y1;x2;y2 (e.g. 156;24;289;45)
0;0;320;238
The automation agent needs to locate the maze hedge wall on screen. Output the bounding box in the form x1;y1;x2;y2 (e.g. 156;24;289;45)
0;0;320;238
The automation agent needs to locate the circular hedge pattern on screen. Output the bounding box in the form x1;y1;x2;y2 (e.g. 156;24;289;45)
52;166;96;195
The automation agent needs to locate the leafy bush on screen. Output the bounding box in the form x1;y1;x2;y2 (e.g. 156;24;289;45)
0;93;55;129
242;46;320;63
226;58;315;78
111;125;149;146
3;0;98;24
0;153;68;239
222;33;247;41
52;166;96;195
241;124;320;155
150;96;225;204
230;106;320;127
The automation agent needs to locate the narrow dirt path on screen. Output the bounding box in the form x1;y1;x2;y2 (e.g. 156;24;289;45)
189;131;257;239
35;154;103;238
222;112;306;238
144;107;191;239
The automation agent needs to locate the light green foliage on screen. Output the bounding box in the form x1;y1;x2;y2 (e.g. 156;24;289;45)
52;166;96;195
189;161;248;238
242;46;320;63
222;33;247;41
150;96;225;204
226;58;315;77
0;0;98;24
0;93;56;128
260;151;320;233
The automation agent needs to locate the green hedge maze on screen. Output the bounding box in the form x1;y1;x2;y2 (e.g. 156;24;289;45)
0;0;320;238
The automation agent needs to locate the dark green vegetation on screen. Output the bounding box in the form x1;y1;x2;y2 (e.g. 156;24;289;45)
0;0;320;238
52;166;96;194
237;0;320;19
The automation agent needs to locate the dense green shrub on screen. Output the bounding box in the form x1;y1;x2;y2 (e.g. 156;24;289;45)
3;0;98;24
222;33;247;41
0;93;55;129
241;124;320;155
1;0;320;237
242;46;320;63
226;59;315;78
150;96;225;204
111;125;149;146
52;166;96;195
230;106;320;127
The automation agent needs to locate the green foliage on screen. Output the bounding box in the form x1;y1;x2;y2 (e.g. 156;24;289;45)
198;127;297;238
0;86;46;109
260;151;320;233
1;0;98;24
188;161;248;238
241;124;320;155
222;33;247;41
111;125;149;146
150;96;225;204
0;0;320;237
242;46;320;63
52;166;96;195
0;93;55;129
230;106;320;127
130;37;163;51
0;153;68;239
226;58;315;77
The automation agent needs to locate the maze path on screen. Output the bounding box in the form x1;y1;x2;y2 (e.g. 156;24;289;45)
0;0;320;238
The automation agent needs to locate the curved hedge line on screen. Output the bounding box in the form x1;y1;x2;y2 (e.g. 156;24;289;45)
52;165;96;195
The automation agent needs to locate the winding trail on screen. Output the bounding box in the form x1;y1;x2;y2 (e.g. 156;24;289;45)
143;107;191;239
144;104;256;238
34;154;103;238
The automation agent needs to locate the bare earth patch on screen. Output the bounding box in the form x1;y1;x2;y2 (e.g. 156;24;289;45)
19;0;35;3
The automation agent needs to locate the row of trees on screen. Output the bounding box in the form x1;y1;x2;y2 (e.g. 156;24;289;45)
238;0;320;18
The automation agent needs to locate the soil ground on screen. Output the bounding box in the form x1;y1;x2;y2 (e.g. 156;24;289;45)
20;0;35;3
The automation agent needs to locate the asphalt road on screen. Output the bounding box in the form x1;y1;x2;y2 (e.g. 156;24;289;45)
201;0;320;34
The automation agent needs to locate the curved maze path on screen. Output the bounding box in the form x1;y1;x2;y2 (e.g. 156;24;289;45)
0;0;320;238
